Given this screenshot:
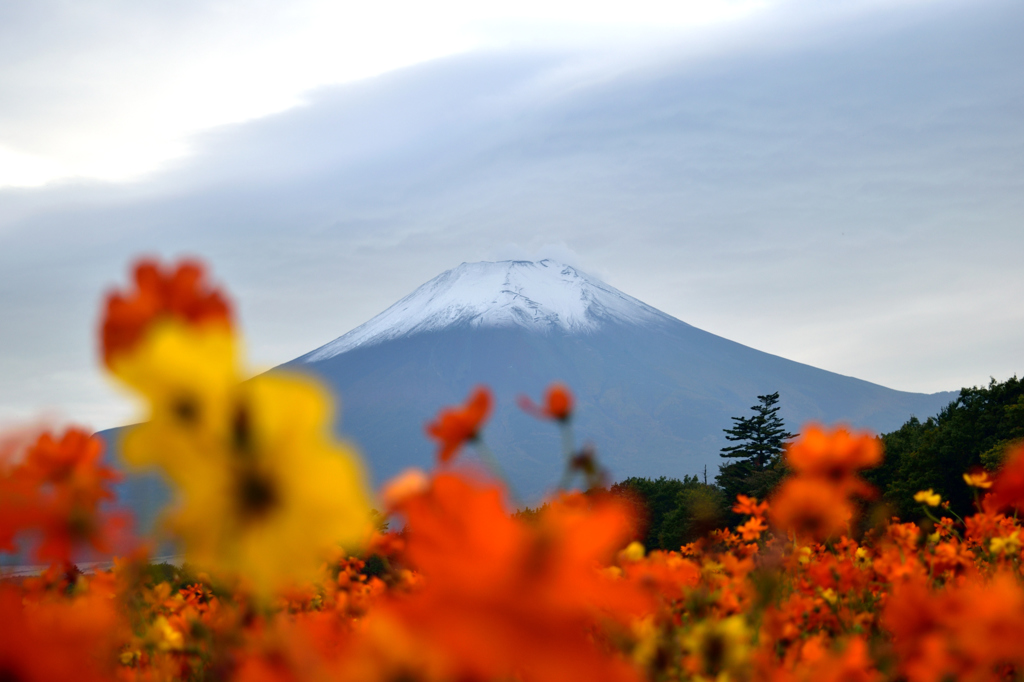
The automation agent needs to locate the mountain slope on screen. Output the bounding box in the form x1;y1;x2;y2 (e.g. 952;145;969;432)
283;260;955;499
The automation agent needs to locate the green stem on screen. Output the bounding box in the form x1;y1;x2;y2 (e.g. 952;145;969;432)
474;438;523;508
556;420;576;491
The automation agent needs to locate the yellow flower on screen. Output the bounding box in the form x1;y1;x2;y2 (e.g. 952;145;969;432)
152;616;184;652
820;588;838;605
990;531;1021;556
963;471;994;489
168;373;373;595
620;541;646;562
114;322;241;486
681;615;751;681
631;615;660;670
914;489;941;507
117;323;374;597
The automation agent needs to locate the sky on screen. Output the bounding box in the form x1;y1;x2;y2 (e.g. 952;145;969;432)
0;0;1021;431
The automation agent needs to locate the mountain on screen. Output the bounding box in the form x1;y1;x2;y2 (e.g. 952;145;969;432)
280;259;956;500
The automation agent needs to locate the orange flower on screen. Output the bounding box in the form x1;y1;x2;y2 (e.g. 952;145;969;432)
984;442;1024;513
737;516;768;541
788;636;881;682
733;494;769;518
425;386;493;463
0;586;118;682
518;383;574;422
963;470;993;489
383;471;648;682
883;572;1024;682
785;425;881;490
101;258;232;366
769;478;852;541
1;428;126;564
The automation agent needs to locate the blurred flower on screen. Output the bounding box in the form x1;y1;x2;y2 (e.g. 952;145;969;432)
0;585;118;682
104;259;373;596
785;425;881;493
380;468;430;509
913;489;941;507
0;428;126;564
883;572;1024;682
425;386;492;464
984;442;1024;513
619;540;646;562
770;478;852;541
681;615;751;682
382;471;648;682
518;383;574;422
963;471;993;489
128;373;374;596
737;517;768;541
101;258;232;368
990;531;1021;555
733;494;769;518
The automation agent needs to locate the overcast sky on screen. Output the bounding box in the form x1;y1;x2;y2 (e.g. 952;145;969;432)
0;0;1021;431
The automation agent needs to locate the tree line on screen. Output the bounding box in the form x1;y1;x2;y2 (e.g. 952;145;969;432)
608;377;1024;549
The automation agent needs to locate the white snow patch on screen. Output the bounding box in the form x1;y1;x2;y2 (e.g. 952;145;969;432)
304;259;680;361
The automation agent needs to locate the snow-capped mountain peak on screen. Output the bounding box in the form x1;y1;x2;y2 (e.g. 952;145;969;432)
302;259;677;361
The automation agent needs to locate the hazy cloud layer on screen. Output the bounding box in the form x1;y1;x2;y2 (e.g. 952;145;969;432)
0;0;1021;430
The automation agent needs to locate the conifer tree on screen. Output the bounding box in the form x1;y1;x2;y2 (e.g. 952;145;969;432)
715;392;795;501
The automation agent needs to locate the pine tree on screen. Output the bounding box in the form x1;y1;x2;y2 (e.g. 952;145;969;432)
715;392;795;501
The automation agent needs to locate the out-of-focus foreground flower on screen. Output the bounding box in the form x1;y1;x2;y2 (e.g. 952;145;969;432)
102;259;374;595
0;427;125;563
425;386;493;464
770;425;880;541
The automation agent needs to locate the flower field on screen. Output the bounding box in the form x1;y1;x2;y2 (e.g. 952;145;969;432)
3;259;1024;682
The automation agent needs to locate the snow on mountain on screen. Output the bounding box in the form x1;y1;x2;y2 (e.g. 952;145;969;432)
303;259;678;361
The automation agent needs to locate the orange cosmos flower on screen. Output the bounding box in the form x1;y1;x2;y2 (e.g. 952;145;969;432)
384;471;648;682
769;478;852;541
0;586;118;682
101;258;232;366
883;572;1024;682
1;428;127;564
425;386;493;464
962;470;993;489
20;428;117;503
984;442;1024;513
737;516;768;541
733;494;769;519
785;425;881;490
518;383;575;422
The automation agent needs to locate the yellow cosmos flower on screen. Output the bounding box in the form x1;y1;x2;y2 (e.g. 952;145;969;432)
620;541;646;562
681;615;751;682
116;323;374;597
113;322;240;486
990;531;1021;556
914;489;941;507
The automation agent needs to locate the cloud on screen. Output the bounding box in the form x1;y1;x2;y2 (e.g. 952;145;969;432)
0;0;792;188
0;0;1020;429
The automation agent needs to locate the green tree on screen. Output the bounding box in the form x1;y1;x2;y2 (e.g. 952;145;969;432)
609;475;729;550
715;392;795;503
657;484;729;549
866;376;1022;519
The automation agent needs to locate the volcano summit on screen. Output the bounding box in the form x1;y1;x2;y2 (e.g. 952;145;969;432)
284;260;954;499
